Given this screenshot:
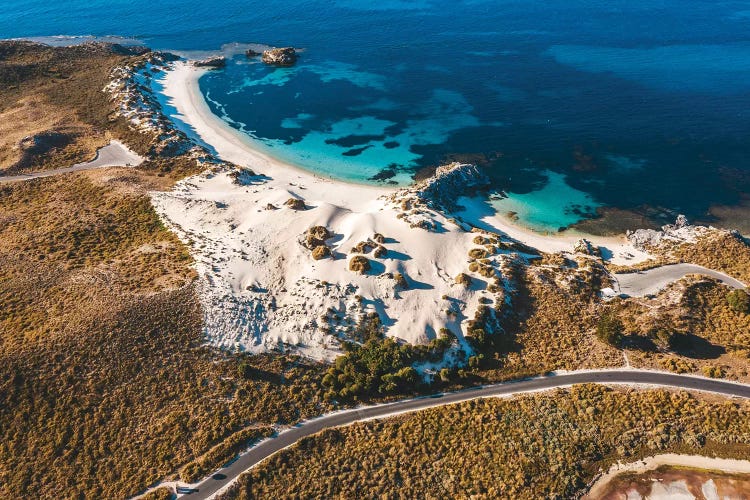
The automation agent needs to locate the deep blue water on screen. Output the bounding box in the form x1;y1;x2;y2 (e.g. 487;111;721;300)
5;0;750;231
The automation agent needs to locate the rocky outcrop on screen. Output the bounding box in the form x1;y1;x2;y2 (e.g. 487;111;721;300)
392;163;489;213
245;48;260;57
105;52;209;158
627;215;707;250
193;56;226;68
413;163;490;211
228;166;257;185
261;47;298;66
387;163;490;231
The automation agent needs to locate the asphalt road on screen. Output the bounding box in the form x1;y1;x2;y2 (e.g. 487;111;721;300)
613;263;746;297
0;140;142;183
178;370;750;499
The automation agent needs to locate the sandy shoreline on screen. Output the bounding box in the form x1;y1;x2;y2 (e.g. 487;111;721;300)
160;62;388;194
155;61;491;358
159;61;651;265
148;59;658;359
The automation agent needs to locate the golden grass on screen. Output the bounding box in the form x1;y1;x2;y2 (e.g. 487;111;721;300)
615;278;750;381
221;386;750;499
0;41;147;174
0;172;332;499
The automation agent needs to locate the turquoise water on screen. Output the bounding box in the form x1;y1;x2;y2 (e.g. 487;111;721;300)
491;171;600;233
4;1;750;231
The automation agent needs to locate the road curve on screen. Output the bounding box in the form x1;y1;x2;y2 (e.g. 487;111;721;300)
613;263;746;297
0;140;142;183
176;370;750;500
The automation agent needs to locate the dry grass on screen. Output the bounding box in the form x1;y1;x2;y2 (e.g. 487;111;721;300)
0;174;195;348
613;277;750;381
0;42;330;499
609;230;750;283
221;386;750;499
476;260;622;381
3;40;749;500
0;41;151;174
671;231;750;283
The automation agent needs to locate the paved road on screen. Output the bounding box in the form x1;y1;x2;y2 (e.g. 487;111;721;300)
613;263;746;297
0;140;142;183
176;370;750;500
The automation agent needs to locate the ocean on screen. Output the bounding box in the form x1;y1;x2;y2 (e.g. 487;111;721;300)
4;0;750;233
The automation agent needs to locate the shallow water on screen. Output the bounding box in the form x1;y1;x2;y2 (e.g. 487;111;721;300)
4;0;750;231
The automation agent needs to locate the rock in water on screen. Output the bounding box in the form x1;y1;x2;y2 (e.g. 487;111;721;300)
261;47;298;66
193;56;226;69
398;163;490;212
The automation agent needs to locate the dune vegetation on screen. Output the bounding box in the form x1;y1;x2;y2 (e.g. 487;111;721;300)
0;171;335;499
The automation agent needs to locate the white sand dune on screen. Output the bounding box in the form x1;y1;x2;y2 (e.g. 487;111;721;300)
151;61;652;359
152;62;498;359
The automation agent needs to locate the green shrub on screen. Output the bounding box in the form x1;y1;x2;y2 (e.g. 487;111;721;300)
596;314;624;346
727;290;750;314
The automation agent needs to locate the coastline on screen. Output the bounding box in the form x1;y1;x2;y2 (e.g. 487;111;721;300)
456;195;652;264
160;61;390;193
159;60;651;264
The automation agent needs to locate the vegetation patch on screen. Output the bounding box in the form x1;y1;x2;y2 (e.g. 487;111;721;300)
0;41;151;174
348;255;371;273
221;386;750;499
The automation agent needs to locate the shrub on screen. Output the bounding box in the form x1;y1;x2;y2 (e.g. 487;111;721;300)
238;361;254;379
661;358;696;374
727;289;750;314
348;255;371;274
350;241;373;254
702;365;726;379
284;198;306;210
141;487;173;500
304;226;331;249
455;273;472;287
311;245;331;260
596;314;624;346
468;248;488;259
393;272;408;289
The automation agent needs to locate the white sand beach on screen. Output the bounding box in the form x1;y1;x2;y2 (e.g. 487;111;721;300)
151;61;652;359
